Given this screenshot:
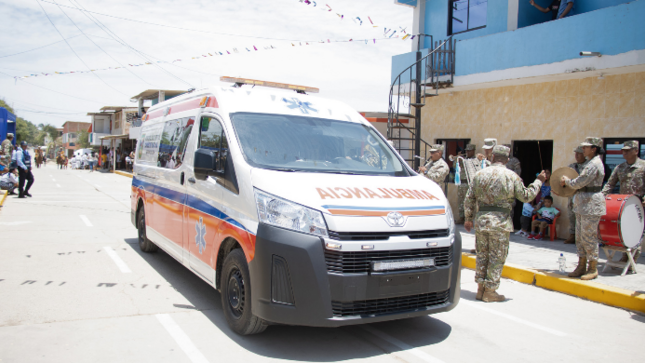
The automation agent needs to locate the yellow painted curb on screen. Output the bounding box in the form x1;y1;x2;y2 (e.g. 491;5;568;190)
534;271;645;314
112;170;133;179
0;190;7;207
461;252;645;314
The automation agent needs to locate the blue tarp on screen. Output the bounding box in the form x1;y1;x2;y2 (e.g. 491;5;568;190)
0;107;17;146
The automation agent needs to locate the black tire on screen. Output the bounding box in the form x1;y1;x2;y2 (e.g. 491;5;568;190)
137;207;158;253
221;249;267;335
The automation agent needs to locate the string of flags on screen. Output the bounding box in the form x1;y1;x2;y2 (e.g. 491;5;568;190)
297;0;414;41
12;1;416;81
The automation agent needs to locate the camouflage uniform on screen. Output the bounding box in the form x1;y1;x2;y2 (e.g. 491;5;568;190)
565;153;606;262
567;160;588;235
465;146;542;290
424;158;449;193
601;141;645;257
1;137;13;165
458;156;481;220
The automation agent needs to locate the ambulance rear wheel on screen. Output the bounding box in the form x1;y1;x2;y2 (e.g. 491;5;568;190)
221;249;267;335
137;208;158;253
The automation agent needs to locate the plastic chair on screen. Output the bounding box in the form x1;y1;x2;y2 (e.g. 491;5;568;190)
531;207;561;241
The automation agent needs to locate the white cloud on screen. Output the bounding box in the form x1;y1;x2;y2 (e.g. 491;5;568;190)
0;0;413;127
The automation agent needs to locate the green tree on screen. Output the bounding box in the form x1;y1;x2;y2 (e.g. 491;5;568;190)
0;98;15;114
15;117;38;145
77;129;91;148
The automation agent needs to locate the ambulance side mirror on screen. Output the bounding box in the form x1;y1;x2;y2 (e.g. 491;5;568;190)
194;148;224;180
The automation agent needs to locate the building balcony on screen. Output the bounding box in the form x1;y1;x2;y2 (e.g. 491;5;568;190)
89;133;110;146
391;0;645;89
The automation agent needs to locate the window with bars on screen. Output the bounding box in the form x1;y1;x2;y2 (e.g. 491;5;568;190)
449;0;487;35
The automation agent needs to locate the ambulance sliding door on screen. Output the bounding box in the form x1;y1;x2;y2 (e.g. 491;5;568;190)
184;115;225;283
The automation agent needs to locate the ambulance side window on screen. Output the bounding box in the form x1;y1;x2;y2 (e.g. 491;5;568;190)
199;116;228;171
159;117;193;169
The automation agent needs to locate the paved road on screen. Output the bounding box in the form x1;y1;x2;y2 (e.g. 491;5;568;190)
1;163;643;363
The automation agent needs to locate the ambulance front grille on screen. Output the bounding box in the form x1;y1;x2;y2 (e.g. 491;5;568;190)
324;246;452;274
331;289;450;317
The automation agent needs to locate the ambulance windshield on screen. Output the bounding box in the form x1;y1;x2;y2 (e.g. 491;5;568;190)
230;113;410;176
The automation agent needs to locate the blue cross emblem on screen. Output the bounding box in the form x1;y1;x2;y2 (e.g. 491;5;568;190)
282;97;317;114
195;217;207;254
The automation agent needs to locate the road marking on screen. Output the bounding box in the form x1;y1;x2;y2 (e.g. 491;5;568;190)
0;221;33;226
56;184;61;188
360;325;445;363
103;246;132;273
462;301;567;336
156;314;210;363
79;215;93;227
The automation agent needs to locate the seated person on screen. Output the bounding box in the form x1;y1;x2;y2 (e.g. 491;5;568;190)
0;168;19;195
516;199;537;237
528;196;560;240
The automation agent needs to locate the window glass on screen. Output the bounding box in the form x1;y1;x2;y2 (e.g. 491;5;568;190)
450;0;487;35
230;112;409;176
137;122;163;165
199;116;228;171
158;117;193;169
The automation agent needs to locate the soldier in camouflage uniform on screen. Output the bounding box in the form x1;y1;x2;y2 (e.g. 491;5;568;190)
457;144;478;222
564;145;588;244
561;137;607;280
503;144;522;176
464;145;545;302
419;144;449;195
1;133;13;166
601;140;645;265
480;138;497;164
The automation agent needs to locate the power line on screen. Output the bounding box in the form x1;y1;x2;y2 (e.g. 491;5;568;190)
52;0;157;88
0;70;105;104
35;0;130;97
68;0;193;88
0;34;83;59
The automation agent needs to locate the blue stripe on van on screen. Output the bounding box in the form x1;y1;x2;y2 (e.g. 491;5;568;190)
133;177;251;233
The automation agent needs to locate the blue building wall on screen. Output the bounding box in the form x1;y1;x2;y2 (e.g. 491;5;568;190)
456;0;645;76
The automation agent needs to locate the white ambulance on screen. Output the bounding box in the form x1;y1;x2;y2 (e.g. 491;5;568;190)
131;77;460;335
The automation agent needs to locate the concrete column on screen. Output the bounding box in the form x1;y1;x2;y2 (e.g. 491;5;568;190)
411;1;426;51
138;98;144;117
508;0;519;31
158;91;165;103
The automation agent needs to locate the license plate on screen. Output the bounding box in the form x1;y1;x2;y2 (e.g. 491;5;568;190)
372;258;435;272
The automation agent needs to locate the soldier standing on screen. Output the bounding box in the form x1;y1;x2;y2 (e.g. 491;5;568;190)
504;144;522;176
479;138;497;165
457;144;478;222
564;145;588;244
601;140;645;267
1;133;13;165
419;144;449;195
464;145;545;302
561;137;606;280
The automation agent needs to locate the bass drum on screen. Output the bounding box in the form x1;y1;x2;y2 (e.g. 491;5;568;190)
599;194;645;248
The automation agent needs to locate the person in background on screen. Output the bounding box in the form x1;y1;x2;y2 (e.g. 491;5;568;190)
601;140;645;269
0;167;19;195
504;144;521;176
16;141;34;198
464;145;546;302
418;144;450;195
457;144;478;223
89;152;97;172
516;199;536;237
528;196;560;240
101;152;108;170
478;138;496;165
1;133;13;165
535;169;552;207
564;144;588;244
561;137;606;280
529;0;561;20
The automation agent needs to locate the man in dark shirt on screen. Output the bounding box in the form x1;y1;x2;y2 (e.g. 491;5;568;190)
530;0;574;20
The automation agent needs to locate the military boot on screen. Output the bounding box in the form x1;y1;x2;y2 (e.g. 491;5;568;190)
482;288;505;302
563;234;575;244
476;283;485;301
568;257;587;278
581;260;598;280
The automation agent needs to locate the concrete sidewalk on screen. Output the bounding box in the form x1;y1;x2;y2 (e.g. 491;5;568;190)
458;225;644;294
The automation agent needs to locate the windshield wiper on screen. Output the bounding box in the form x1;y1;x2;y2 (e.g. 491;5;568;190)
269;167;297;172
314;170;364;175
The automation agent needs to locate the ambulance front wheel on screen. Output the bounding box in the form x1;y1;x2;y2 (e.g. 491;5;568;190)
221;248;268;335
137;208;158;253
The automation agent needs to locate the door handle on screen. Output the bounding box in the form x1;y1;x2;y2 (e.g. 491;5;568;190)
180;172;185;185
188;177;196;184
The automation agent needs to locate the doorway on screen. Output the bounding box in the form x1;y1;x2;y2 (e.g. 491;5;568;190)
512;140;553;229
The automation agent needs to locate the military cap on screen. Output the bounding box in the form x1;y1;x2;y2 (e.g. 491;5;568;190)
492;145;510;157
429;144;444;153
20;141;27;146
621;140;639;150
464;144;476;151
503;143;511;148
7;133;14;138
580;136;602;148
482;138;497;150
573;144;584;153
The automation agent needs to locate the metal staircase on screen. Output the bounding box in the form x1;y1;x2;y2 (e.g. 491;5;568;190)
388;36;456;170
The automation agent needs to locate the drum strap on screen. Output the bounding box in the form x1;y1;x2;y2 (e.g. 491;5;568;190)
579;186;602;193
479;206;511;214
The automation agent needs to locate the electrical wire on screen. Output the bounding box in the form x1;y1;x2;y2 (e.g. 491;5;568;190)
0;34;83;59
67;0;193;88
35;0;130;97
0;70;105;104
52;0;157;87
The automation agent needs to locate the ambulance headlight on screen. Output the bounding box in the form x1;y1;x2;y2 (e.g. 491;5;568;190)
255;189;328;238
445;205;455;237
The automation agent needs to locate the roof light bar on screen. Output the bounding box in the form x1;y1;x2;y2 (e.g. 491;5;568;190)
220;76;319;94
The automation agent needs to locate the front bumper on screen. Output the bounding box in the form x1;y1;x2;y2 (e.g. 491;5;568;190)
248;224;461;327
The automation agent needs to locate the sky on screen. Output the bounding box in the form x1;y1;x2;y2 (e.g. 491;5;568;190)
0;0;414;128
